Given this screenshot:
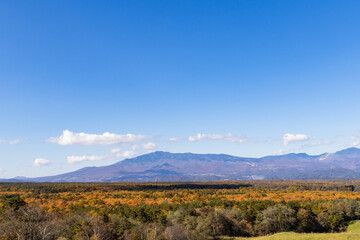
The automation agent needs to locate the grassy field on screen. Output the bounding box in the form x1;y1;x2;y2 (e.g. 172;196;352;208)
223;221;360;240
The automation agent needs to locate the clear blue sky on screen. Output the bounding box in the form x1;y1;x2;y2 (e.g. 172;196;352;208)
1;0;360;178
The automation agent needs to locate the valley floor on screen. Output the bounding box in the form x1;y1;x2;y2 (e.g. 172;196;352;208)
223;221;360;240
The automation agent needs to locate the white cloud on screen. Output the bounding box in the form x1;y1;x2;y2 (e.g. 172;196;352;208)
143;142;156;150
283;133;309;146
67;143;148;164
67;155;106;164
33;158;51;167
189;133;222;142
188;133;246;144
47;130;149;146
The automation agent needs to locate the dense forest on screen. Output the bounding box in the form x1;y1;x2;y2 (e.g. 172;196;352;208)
1;180;360;239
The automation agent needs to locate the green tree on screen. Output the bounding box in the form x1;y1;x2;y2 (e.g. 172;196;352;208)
2;195;26;210
256;204;296;235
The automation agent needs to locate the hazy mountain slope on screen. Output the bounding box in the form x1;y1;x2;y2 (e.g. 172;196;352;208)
8;148;360;182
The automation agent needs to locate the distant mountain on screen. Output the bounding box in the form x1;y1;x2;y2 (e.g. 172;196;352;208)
6;148;360;182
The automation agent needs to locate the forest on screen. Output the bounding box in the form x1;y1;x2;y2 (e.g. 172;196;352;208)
1;180;360;239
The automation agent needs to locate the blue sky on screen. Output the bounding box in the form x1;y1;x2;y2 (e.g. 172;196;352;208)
1;0;360;178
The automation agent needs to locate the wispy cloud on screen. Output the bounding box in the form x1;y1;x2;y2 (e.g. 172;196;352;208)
33;158;52;167
351;135;360;147
67;155;107;164
169;137;181;142
189;133;222;142
115;144;145;159
301;141;333;149
116;150;138;159
143;142;156;150
283;133;309;146
47;130;149;146
189;133;246;144
67;143;148;164
274;149;288;155
0;139;21;145
110;148;122;154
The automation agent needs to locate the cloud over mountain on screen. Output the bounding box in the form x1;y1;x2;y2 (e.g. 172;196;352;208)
47;130;149;146
351;135;360;147
189;133;246;144
143;142;156;150
67;155;106;164
283;133;309;146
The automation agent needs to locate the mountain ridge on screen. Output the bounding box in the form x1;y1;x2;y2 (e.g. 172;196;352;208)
6;148;360;182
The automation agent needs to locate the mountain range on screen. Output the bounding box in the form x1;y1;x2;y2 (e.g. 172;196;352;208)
6;147;360;182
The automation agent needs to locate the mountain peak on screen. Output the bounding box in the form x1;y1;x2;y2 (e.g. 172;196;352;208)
335;147;360;155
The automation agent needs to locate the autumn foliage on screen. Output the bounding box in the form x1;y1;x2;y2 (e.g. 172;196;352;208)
1;180;360;239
